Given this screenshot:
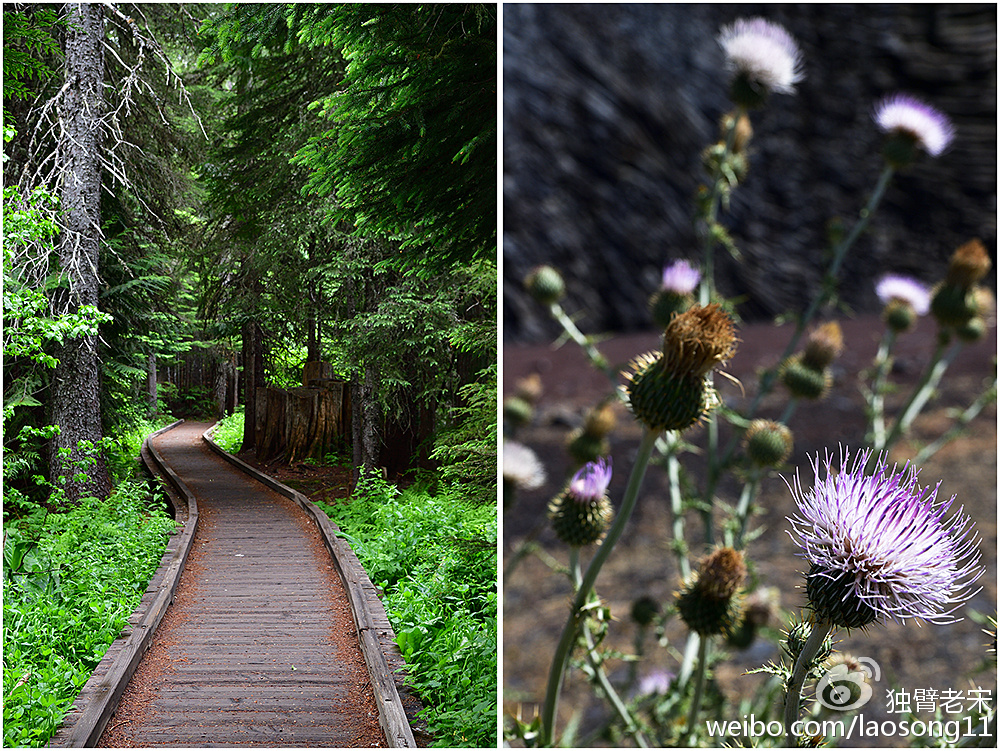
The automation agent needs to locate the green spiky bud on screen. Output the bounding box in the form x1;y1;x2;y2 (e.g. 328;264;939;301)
956;315;987;343
780;356;831;401
625;354;715;432
524;265;565;305
631;596;660;627
744;419;793;467
801;322;843;371
930;283;978;329
676;547;747;637
548;458;613;547
648;289;692;330
566;429;609;466
503;396;534;429
883;298;918;333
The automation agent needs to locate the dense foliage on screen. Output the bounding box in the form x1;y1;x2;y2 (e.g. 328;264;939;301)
3;438;177;747
318;472;497;748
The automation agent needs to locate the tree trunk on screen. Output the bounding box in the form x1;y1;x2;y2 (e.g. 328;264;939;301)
49;3;110;503
360;362;381;473
213;356;228;419
147;351;158;417
241;318;262;451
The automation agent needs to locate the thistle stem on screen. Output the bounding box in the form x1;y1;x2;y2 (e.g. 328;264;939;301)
913;375;997;464
879;338;963;455
783;619;834;746
547;301;612;378
746;164;897;420
868;327;898;449
539;428;660;747
706;164;897;510
698;108;741;306
685;633;711;743
732;468;761;550
664;434;692;581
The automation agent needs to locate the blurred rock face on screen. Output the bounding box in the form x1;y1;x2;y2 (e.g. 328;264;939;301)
503;4;996;342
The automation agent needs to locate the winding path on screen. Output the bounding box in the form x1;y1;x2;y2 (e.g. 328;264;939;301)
52;421;414;747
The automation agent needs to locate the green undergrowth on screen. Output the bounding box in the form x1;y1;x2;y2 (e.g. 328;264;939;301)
3;426;178;748
211;410;244;453
317;470;497;748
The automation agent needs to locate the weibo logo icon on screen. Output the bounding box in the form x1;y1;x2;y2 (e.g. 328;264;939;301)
816;657;881;711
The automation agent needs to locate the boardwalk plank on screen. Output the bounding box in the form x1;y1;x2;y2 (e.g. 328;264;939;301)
84;421;394;748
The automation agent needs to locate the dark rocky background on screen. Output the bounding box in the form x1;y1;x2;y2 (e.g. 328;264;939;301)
503;3;997;342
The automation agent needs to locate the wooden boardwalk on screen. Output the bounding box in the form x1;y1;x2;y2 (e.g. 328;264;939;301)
52;421;412;748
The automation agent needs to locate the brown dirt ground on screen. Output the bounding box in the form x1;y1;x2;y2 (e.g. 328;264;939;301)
502;314;997;747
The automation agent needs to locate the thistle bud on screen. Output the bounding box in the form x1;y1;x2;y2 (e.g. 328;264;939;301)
503;395;534;430
955;315;987;343
876;274;931;334
514;373;543;404
566;431;609;466
567;402;617;465
624;304;737;432
676;547;747;637
801;322;843;371
524;265;565;305
631;596;660;627
649;260;700;329
548;458;614;547
744;419;793;467
944;239;992;288
930;283;978;329
780;355;832;401
726;586;781;649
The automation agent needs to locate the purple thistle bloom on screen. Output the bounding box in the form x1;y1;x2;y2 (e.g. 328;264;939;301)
569;456;612;502
875;274;932;316
718;17;803;94
636;670;675;697
785;447;982;627
661;259;701;295
874;94;955;157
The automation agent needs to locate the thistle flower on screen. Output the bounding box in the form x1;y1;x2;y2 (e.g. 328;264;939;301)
548;457;614;547
876;274;931;315
944;238;992;288
568;401;618;465
625;304;738;432
801;321;844;371
718;17;803;108
503;441;546;508
636;670;675;697
785;447;983;629
876;274;932;332
874;94;955;167
650;259;701;327
676;546;748;636
660;259;701;295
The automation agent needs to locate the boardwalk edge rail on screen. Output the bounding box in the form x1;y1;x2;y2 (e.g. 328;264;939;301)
49;419;198;748
201;426;419;749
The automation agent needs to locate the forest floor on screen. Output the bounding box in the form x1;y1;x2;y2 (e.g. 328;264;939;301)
502;313;997;747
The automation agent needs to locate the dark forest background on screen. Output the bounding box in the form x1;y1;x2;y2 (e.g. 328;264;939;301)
503;3;997;341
